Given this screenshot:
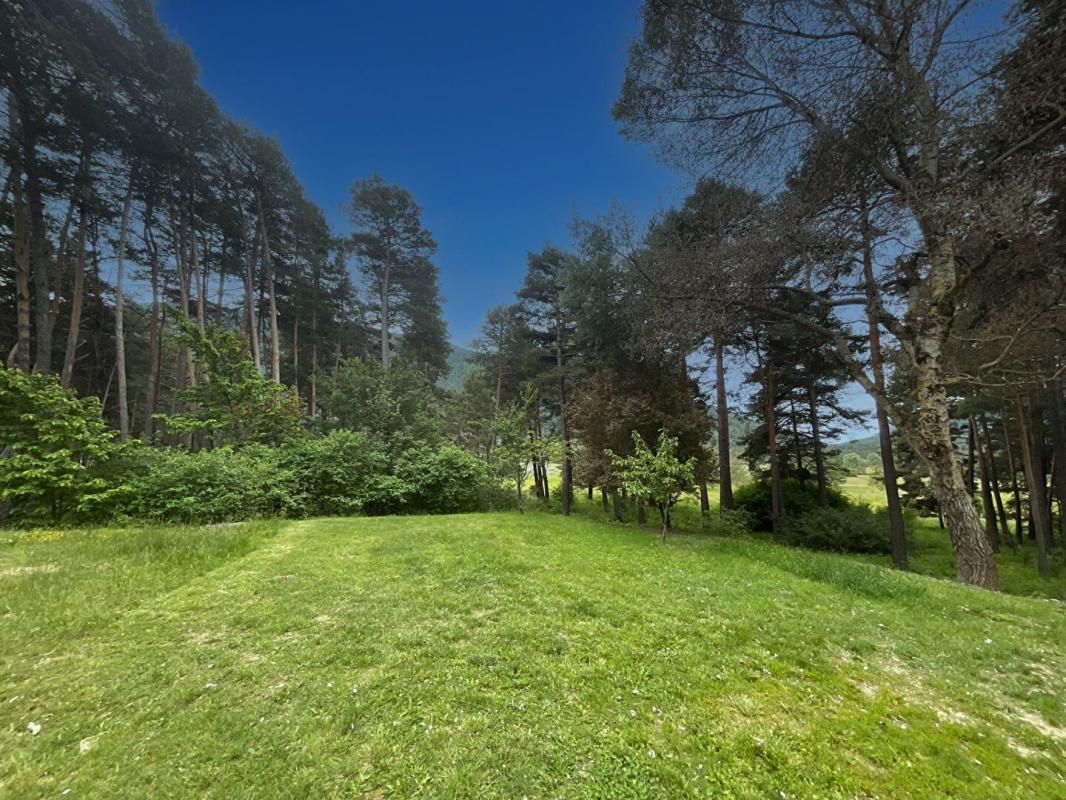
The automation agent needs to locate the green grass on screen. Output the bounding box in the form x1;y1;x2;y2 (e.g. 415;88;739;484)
3;514;1066;798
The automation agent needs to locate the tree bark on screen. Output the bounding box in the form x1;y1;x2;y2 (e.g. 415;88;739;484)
113;176;135;441
909;236;998;589
1047;382;1066;546
255;187;281;383
240;199;262;372
972;415;999;552
611;488;624;521
1001;408;1025;546
12;177;32;372
699;478;710;520
714;337;734;510
142;210;161;438
556;312;572;516
60;202;88;389
1016;396;1051;577
766;356;782;538
979;414;1013;551
808;384;828;507
25;133;52;374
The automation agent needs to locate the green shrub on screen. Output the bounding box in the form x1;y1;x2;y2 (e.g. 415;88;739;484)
0;368;123;523
703;508;754;537
394;442;489;514
733;479;849;531
118;446;296;524
779;505;898;554
280;431;403;517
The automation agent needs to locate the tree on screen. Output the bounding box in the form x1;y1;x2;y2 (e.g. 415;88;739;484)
0;366;122;521
318;358;440;454
518;246;578;515
156;322;303;447
609;430;696;542
348;176;440;371
614;1;1066;589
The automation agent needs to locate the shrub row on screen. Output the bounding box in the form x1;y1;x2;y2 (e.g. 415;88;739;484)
110;431;491;524
733;478;905;554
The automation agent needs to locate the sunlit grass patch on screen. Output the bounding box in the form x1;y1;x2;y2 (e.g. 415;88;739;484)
1;513;1063;798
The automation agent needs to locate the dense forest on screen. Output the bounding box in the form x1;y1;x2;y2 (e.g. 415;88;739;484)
2;0;1064;593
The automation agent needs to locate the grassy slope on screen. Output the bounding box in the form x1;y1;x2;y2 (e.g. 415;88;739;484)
3;514;1065;799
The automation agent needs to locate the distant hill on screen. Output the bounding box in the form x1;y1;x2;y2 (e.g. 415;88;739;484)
838;434;881;456
440;344;477;392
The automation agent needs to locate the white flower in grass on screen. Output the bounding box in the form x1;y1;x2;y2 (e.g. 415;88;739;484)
648;749;656;758
27;721;41;736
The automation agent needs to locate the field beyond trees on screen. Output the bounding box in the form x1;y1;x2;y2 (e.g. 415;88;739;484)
3;513;1064;799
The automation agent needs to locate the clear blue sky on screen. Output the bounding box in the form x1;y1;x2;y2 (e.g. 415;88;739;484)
156;0;689;347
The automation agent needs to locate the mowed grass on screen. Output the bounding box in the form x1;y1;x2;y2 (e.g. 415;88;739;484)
3;514;1066;799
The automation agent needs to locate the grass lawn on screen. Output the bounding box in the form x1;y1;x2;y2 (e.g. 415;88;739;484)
3;514;1065;799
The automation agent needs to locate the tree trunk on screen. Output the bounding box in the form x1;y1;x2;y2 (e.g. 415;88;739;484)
255;188;281;383
141;210;161;437
766;358;783;538
637;498;646;525
1047;382;1066;546
601;486;610;512
660;505;669;543
190;215;205;333
556;317;572;517
860;200;907;569
610;488;623;521
699;478;710;521
966;419;976;498
908;236;998;589
1016;396;1051;577
714;337;734;510
12;177;32;372
808;384;828;507
26;136;52;374
972;415;999;552
60;203;88;389
979;414;1014;551
1001;408;1025;546
113;177;135;441
241;203;262;372
292;319;299;393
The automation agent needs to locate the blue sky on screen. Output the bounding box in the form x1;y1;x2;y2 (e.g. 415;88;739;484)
156;0;690;346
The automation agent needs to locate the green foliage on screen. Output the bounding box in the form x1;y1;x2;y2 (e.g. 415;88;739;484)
608;431;695;532
0;368;123;522
779;505;902;554
156;323;303;446
279;431;398;517
319;358;440;452
394;443;489;515
118;446;295;524
733;478;849;532
702;507;754;537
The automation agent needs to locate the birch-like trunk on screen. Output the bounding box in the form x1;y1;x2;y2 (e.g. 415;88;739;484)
910;237;998;589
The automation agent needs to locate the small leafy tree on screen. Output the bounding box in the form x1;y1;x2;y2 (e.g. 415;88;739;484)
0;368;122;522
609;431;696;542
490;403;534;510
157;322;303;447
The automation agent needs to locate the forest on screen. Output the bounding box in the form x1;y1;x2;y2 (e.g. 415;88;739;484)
1;0;1065;596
